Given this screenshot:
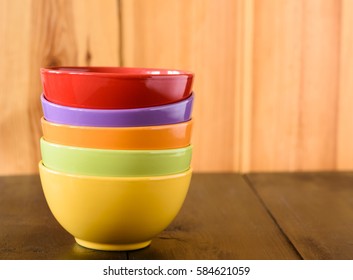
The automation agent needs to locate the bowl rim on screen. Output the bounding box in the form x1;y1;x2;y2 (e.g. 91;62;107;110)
40;137;192;155
39;161;192;181
41;117;193;150
40;66;194;79
41;93;194;114
41;117;193;131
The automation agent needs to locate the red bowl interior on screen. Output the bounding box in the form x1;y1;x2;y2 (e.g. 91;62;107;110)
41;67;194;109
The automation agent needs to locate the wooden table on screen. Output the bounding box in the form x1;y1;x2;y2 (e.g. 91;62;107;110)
1;173;353;260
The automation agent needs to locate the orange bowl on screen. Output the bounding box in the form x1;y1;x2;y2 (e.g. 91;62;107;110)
41;118;193;150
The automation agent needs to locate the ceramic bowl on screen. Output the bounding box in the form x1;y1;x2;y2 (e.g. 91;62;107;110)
41;67;194;109
40;138;192;177
39;162;192;251
41;94;194;127
41;118;193;150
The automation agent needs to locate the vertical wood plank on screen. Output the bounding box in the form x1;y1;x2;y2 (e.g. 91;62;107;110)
234;0;253;172
0;0;33;175
0;0;350;173
337;0;353;170
72;0;120;66
251;0;341;171
251;0;303;171
0;0;119;175
120;0;238;172
296;0;340;170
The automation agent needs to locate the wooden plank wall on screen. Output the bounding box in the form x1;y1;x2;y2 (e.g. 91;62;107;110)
0;0;352;175
0;0;119;175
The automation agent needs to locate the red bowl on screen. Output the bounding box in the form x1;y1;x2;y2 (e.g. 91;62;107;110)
41;67;194;109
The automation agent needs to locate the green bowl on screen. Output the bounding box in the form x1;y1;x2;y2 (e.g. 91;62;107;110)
40;138;192;177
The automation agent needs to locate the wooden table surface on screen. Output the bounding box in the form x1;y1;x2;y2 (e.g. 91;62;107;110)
1;172;353;260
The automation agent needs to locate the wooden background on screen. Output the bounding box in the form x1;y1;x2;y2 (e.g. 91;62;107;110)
0;0;352;175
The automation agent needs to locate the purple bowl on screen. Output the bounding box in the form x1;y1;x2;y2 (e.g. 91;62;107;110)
41;93;194;127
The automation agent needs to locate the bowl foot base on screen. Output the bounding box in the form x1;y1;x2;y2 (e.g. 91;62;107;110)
75;238;152;251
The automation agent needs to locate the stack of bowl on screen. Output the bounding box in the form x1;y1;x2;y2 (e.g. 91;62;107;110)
38;67;194;251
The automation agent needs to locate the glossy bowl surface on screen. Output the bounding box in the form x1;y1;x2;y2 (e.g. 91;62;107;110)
40;138;192;177
41;118;193;150
41;93;193;127
41;67;194;109
39;162;192;251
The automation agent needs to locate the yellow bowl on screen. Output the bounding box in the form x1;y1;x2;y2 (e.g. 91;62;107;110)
38;162;192;251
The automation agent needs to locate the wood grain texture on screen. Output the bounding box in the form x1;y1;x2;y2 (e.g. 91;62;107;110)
129;174;300;259
247;172;353;259
4;172;353;260
0;173;300;259
0;0;119;175
120;0;347;172
120;0;238;172
337;0;353;170
0;0;34;175
1;0;352;173
251;0;341;171
234;0;253;172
